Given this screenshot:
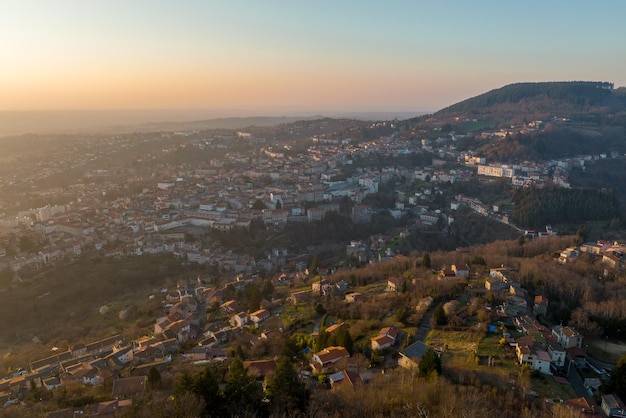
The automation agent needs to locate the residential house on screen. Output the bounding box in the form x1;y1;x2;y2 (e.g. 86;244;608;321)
559;247;581;264
67;364;104;386
85;334;124;357
489;267;513;281
601;394;626;418
509;282;527;298
371;335;394;351
29;350;73;374
439;267;456;279
345;292;363;303
533;295;549;316
112;376;146;399
451;264;470;278
371;326;398;351
515;335;536;362
567;346;587;369
249;309;270;327
133;344;165;364
290;290;311;304
312;279;333;295
325;322;347;335
203;321;230;338
516;344;551;374
581;242;603;255
546;340;566;369
230;312;248;329
329;369;364;390
243;359;277;381
220;300;242;316
310;346;350;374
564;397;601;417
552;325;583;349
272;272;293;286
398;341;430;370
70;343;88;358
532;349;552;374
43;376;62;391
155;316;174;334
485;277;508;292
603;252;622;269
386;278;400;292
92;399;133;417
164;319;192;344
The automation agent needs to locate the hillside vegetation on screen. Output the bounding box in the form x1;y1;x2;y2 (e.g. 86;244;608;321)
511;187;620;228
437;81;624;123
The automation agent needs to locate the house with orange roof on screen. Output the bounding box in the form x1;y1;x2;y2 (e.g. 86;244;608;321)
345;292;363;303
371;334;394;351
311;346;350;374
371;326;399;351
325;322;346;335
250;309;270;327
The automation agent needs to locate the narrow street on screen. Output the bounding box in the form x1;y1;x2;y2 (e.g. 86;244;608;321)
567;364;592;401
415;309;434;342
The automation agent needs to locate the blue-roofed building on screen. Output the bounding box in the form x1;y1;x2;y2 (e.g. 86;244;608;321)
398;340;430;370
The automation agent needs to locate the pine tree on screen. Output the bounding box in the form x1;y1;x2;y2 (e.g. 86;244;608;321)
418;348;442;377
147;366;162;391
224;357;265;417
265;355;309;415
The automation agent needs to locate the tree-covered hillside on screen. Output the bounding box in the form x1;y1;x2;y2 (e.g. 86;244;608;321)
438;81;618;115
511;187;620;228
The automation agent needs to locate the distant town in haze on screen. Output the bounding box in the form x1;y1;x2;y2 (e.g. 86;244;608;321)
2;81;626;417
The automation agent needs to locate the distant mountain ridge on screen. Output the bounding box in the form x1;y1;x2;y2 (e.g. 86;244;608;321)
433;81;626;125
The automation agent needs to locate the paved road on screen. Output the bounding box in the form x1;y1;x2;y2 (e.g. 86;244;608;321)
567;364;591;400
415;308;434;342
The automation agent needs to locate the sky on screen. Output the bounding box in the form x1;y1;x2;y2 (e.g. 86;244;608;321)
1;1;625;115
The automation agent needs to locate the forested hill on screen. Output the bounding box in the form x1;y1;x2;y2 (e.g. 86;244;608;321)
434;81;626;125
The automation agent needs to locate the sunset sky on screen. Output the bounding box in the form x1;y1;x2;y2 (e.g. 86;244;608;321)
1;1;625;114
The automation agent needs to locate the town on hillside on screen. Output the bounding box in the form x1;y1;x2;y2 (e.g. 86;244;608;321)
2;107;626;415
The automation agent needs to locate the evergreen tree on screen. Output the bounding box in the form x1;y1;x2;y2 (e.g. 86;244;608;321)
174;365;225;417
194;365;224;417
224;357;265;417
418;348;442;377
314;302;326;316
147;366;162;391
422;253;431;269
265;355;309;415
329;327;354;355
173;368;194;397
245;283;262;312
261;278;274;298
316;328;329;351
433;305;448;326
